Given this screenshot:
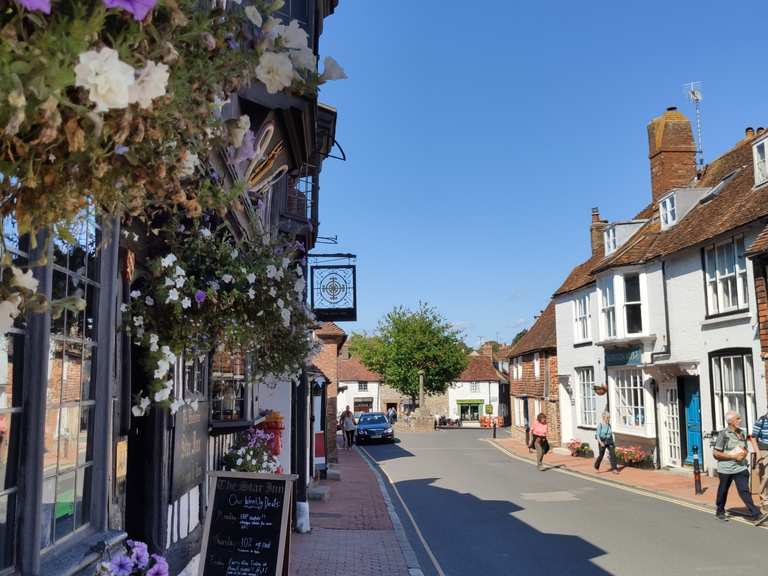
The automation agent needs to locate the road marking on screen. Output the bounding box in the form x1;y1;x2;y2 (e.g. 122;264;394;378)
520;491;580;502
484;439;768;529
359;446;448;576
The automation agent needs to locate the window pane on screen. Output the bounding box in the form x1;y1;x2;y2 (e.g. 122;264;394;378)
40;477;56;548
626;303;643;333
732;356;745;391
706;249;717;281
78;406;93;466
62;345;83;403
47;340;64;404
54;472;76;541
57;406;80;474
43;409;60;478
0;334;23;409
625;275;641;302
0;493;16;569
0;413;20;491
75;466;92;528
81;346;94;401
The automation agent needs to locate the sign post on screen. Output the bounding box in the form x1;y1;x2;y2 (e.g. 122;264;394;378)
198;472;298;576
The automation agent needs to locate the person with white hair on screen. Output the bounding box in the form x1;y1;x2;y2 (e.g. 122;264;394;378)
713;411;766;523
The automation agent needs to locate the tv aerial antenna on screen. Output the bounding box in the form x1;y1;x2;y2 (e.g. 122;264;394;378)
685;81;705;171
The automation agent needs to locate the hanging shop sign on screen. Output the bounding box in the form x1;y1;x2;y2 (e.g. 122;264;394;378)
605;346;642;367
198;472;297;576
310;264;357;322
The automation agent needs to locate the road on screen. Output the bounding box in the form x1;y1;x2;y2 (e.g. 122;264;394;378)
360;429;767;576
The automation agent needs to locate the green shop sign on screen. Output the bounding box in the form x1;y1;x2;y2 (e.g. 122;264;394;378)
455;399;484;405
605;346;642;367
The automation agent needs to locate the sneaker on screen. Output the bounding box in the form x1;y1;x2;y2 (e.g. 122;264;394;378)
715;512;728;521
751;512;768;526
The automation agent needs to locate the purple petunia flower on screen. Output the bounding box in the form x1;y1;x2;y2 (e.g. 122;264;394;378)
109;554;135;576
17;0;51;13
147;555;169;576
102;0;156;21
233;131;256;164
194;290;206;303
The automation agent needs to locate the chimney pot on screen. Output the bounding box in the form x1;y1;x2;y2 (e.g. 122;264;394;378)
758;127;765;135
746;127;755;138
590;207;607;257
591;207;600;222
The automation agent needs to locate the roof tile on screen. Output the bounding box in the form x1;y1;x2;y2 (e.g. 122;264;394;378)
508;301;556;357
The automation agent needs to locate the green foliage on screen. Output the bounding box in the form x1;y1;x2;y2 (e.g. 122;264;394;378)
511;328;528;345
349;303;468;400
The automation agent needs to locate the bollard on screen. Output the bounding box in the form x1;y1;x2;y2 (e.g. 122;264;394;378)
493;421;497;439
693;445;703;495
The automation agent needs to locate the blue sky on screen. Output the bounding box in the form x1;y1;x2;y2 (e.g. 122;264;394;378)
314;0;768;346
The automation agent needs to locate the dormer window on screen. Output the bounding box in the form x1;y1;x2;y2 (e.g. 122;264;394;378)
604;227;616;254
660;194;677;227
754;139;768;186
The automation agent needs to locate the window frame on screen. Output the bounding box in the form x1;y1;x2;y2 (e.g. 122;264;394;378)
660;193;677;227
533;353;540;379
358;381;368;392
604;227;617;255
469;382;480;393
703;236;749;317
623;274;643;335
576;367;597;428
612;368;646;429
754;139;768;186
710;349;756;432
573;293;591;344
600;278;616;339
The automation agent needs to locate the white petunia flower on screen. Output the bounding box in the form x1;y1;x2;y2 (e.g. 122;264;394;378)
120;303;128;312
128;60;169;109
178;150;199;178
236;458;243;466
277;298;284;309
246;272;257;284
181;297;191;309
280;20;309;50
145;296;154;306
10;266;39;292
269;287;277;297
244;5;262;27
294;277;306;294
0;295;22;338
175;276;186;288
174;265;186;277
132;404;145;417
280;308;291;327
231;249;239;259
320;56;347;82
154;387;171;403
133;315;144;327
130;290;141;299
200;228;212;239
74;47;136;112
149;334;159;352
160;254;177;268
164;277;175;287
282;257;291;269
266;265;278;279
170;398;185;415
255;52;294;94
222;274;233;284
290;47;316;71
248;288;256;299
167;288;179;302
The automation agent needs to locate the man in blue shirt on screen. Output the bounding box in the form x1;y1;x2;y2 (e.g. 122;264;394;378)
751;409;768;513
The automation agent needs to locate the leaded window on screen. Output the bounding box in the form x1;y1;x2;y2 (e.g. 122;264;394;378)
613;368;645;428
712;352;755;431
577;367;596;427
704;237;748;315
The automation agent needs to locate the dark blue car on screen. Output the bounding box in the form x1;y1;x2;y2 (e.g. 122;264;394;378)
355;412;395;444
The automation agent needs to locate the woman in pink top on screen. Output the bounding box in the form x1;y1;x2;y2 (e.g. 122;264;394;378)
530;413;549;470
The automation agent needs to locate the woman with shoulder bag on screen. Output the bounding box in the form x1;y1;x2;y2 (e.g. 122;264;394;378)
531;413;550;470
595;412;619;474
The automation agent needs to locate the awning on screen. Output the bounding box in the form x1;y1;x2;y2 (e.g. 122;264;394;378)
456;399;485;405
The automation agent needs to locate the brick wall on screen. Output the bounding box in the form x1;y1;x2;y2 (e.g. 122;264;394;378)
313;335;343;463
509;349;561;446
753;259;768;404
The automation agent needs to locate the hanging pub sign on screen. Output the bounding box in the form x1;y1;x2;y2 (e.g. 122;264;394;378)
310;263;357;322
172;402;209;501
198;472;297;576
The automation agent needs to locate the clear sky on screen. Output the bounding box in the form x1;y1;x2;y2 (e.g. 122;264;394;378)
314;0;768;346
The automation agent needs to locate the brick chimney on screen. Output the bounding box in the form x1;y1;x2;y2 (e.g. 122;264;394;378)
590;207;608;258
647;107;697;203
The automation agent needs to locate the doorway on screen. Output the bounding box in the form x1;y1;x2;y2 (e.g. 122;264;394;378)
680;376;702;465
663;386;682;466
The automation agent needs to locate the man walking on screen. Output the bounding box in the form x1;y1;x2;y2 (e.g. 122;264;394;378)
751;409;768;513
713;411;767;524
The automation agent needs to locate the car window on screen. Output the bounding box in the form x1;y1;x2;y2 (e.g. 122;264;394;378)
360;415;388;425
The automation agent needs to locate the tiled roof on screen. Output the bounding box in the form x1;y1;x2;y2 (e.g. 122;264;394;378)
314;321;347;338
594;134;768;271
456;354;507;383
338;357;381;382
553;252;604;296
508;301;556;357
747;223;768;257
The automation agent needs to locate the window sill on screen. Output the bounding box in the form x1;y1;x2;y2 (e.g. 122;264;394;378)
40;529;126;576
577;425;597;431
595;334;656;347
701;310;751;329
573;340;593;348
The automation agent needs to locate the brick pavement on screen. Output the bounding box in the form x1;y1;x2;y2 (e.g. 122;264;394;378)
491;435;748;510
288;436;410;575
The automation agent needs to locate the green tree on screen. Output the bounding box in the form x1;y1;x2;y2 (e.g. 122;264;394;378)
511;329;528;345
349;303;468;404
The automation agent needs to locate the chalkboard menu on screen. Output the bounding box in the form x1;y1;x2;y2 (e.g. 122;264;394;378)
199;472;296;576
172;403;208;501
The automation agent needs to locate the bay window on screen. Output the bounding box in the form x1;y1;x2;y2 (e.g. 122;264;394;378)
704;237;748;315
574;294;591;343
613;368;645;428
601;280;616;339
576;367;596;427
712;351;756;431
624;274;643;334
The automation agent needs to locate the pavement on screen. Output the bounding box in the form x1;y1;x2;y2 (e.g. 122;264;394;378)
362;429;768;576
491;434;724;509
288;435;417;576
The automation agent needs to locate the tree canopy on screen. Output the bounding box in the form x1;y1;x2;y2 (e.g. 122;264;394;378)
348;303;468;401
511;329;528;345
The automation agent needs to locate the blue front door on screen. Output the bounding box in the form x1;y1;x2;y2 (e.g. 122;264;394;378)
682;377;702;465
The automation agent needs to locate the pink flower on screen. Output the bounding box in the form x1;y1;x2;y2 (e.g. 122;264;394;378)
102;0;156;21
17;0;51;13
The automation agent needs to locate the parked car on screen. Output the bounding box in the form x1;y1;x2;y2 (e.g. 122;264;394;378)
355;412;395;444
